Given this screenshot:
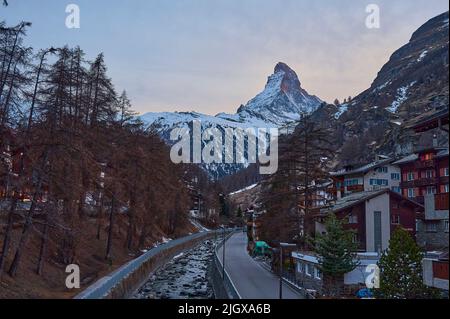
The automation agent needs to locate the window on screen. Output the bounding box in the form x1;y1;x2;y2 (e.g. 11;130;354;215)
391;186;401;194
348;213;358;224
426;186;436;195
407;188;415;198
376;167;388;173
444;168;449;177
391;173;400;180
345;179;360;187
305;264;313;277
444;184;449;193
407;172;415;181
426;223;438;233
314;268;322;280
391;215;400;225
445;220;449;233
370;179;389;186
425;170;434;179
297;262;304;274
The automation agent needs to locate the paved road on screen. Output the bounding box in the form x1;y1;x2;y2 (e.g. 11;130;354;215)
217;232;303;299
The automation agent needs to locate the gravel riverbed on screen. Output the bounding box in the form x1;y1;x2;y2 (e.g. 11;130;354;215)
133;239;218;299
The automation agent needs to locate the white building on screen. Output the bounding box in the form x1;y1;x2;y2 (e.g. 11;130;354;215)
331;156;402;198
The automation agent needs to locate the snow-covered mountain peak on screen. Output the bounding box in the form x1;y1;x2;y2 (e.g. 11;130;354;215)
139;62;324;177
236;62;323;125
274;61;302;92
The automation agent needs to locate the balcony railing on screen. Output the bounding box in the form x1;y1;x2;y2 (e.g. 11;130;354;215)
346;185;364;193
401;177;438;188
435;193;449;211
414;160;435;169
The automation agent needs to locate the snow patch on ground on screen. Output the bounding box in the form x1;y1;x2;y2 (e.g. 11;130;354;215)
373;80;391;93
417;50;428;62
173;253;184;260
334;103;348;119
386;81;417;113
190;219;210;232
391;120;402;126
229;183;258;196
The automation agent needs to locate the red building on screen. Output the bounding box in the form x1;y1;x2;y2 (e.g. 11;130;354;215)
394;147;449;204
0;129;39;201
315;189;423;253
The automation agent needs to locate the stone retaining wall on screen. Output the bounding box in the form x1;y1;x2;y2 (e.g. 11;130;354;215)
75;231;216;299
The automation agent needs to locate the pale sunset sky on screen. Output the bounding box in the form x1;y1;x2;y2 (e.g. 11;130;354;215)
2;0;449;115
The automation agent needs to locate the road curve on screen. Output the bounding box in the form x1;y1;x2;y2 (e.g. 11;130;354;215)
217;232;303;299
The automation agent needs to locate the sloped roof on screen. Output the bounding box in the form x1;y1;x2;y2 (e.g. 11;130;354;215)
393;154;419;165
436;149;449;159
393;148;449;165
405;107;449;132
319;189;423;214
331;158;394;177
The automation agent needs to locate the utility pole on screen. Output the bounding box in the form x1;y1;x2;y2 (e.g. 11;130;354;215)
279;247;283;299
222;226;226;280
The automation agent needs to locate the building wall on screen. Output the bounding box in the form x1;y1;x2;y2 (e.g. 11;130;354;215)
336;203;367;251
417;219;449;250
342;175;364;196
399;152;450;251
399;153;449;200
423;258;449;291
363;165;401;192
293;259;323;294
365;193;390;252
390;195;417;237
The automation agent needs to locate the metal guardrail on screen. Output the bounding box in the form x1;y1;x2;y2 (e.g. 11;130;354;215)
75;231;213;299
213;230;242;299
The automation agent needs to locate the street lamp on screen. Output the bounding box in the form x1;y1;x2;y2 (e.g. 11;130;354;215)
222;226;226;280
279;243;297;299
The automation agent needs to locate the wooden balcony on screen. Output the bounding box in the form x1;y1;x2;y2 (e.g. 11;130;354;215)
401;177;438;188
435;193;449;211
414;160;435;169
346;185;364;193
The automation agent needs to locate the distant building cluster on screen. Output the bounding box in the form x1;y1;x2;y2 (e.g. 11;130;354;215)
245;107;449;296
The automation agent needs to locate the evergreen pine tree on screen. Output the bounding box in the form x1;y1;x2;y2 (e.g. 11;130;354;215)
314;213;359;296
377;227;439;299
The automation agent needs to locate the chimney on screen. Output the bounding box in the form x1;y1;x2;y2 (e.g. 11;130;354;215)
432;134;438;147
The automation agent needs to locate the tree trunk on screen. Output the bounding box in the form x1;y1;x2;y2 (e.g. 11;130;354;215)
105;196;115;260
8;150;48;277
36;214;50;275
0;196;18;278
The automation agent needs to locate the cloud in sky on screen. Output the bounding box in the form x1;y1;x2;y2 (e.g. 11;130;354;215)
3;0;449;114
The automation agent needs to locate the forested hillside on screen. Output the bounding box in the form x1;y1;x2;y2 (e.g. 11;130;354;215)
0;20;213;298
